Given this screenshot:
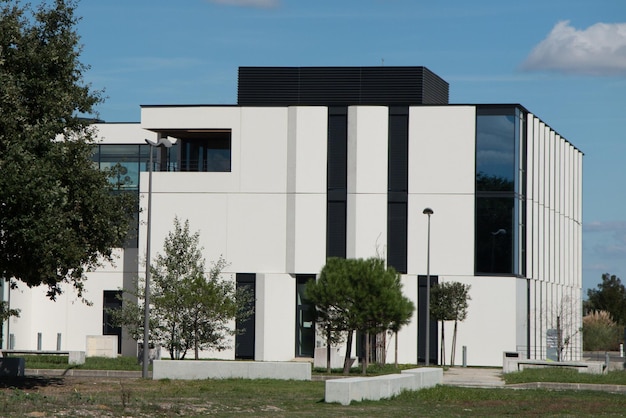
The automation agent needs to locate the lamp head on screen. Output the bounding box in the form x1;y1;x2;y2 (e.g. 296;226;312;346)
145;137;173;148
423;207;434;216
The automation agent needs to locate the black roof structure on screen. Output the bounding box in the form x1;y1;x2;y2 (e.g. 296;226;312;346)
237;66;449;106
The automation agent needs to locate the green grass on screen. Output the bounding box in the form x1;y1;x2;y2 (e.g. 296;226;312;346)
8;355;143;371
1;377;625;417
505;367;626;385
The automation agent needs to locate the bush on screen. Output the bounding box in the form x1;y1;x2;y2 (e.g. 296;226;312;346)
582;310;621;351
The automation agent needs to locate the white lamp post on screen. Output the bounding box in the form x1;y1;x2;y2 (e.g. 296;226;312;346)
423;207;433;366
142;136;172;378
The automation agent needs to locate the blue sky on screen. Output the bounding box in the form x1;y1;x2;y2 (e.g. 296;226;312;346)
75;0;626;293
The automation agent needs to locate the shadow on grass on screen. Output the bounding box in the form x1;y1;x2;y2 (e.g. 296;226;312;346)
0;376;66;390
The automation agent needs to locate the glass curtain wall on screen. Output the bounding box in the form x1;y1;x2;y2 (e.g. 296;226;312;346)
475;106;525;275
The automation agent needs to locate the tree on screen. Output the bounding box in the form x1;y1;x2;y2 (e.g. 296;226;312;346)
307;257;414;375
0;0;135;304
112;217;253;360
430;282;471;367
585;273;626;326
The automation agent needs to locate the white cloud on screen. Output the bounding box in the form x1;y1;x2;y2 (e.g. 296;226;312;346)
207;0;279;8
522;21;626;76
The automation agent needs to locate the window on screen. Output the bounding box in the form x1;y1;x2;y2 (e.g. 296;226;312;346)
475;106;525;275
179;131;231;172
103;290;122;354
295;275;315;357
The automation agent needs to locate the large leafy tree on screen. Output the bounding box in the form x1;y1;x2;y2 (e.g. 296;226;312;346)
113;217;254;360
585;273;626;326
0;0;135;300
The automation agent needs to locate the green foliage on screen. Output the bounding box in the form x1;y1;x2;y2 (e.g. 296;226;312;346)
111;217;253;360
585;273;626;326
430;282;471;322
0;0;135;299
430;281;471;366
307;257;414;373
582;310;621;351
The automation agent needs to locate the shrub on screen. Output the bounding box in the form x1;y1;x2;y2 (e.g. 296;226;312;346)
582;310;621;351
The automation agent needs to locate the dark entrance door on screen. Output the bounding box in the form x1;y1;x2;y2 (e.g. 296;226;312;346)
235;273;256;359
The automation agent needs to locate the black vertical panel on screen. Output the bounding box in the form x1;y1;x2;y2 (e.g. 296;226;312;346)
327;201;347;259
103;290;122;354
418;275;438;365
327;107;348;259
387;107;409;273
235;273;256;360
387;202;407;272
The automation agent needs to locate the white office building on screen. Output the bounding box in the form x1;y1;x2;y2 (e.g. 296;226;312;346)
4;67;583;366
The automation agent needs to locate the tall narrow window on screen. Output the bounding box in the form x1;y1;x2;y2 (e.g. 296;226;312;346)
295;275;315;357
387;106;409;273
327;107;348;258
475;106;525;275
103;290;122;354
235;273;256;360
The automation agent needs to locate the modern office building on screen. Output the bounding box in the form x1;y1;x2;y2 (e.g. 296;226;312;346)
3;67;583;366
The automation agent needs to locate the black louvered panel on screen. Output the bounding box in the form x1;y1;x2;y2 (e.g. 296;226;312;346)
237;67;449;106
300;67;362;105
237;67;299;106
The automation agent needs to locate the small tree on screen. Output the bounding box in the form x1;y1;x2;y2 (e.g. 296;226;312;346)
430;282;471;367
307;257;414;375
112;217;253;359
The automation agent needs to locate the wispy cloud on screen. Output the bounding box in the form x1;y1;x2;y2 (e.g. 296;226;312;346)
206;0;279;8
521;21;626;76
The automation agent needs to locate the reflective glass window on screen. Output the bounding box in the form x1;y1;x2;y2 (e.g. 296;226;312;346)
475;107;525;276
476;114;515;191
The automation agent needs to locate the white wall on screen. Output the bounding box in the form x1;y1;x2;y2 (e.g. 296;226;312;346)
347;106;388;259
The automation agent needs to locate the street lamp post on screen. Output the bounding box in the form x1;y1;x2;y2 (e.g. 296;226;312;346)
422;207;434;366
142;137;172;378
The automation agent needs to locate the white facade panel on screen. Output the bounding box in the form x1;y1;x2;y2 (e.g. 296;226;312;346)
409;106;476;195
347;194;387;259
255;274;296;361
286;193;327;273
239;107;289;193
347;106;388;194
407;194;475;277
287;107;328;194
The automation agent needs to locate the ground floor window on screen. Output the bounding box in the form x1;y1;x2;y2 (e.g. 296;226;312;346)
102;290;122;354
235;273;256;360
296;275;315;357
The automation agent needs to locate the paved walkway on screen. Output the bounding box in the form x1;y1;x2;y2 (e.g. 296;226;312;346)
442;367;504;388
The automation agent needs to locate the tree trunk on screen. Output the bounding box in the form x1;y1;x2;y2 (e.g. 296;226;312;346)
362;331;369;375
440;321;445;367
394;332;398;368
326;326;332;374
343;330;354;375
451;320;458;367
